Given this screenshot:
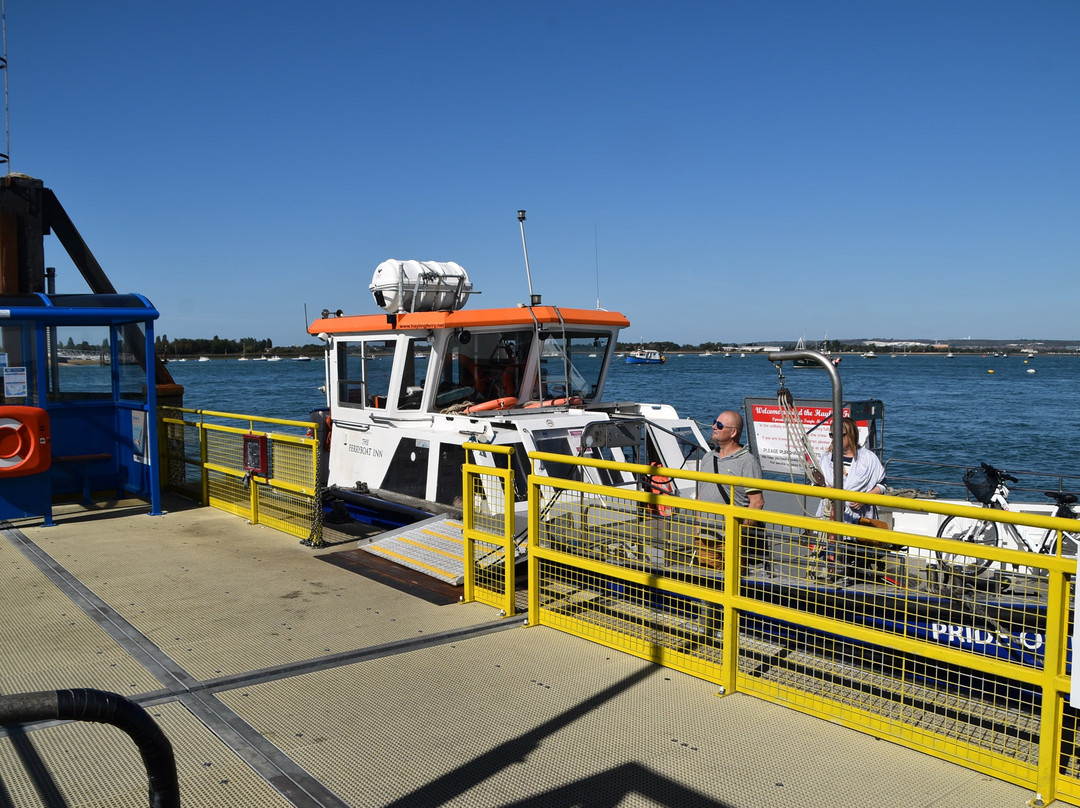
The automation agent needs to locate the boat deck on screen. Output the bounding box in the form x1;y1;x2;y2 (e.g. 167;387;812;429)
0;496;1036;807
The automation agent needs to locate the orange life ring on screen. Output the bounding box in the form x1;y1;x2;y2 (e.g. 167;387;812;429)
643;461;674;517
0;406;51;478
464;396;518;414
524;396;584;408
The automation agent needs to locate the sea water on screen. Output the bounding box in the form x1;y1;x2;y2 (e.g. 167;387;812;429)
163;352;1080;484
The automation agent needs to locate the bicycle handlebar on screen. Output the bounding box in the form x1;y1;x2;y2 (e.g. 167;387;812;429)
981;461;1018;484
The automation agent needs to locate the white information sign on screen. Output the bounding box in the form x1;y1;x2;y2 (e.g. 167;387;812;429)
3;366;27;398
748;401;845;475
744;397;881;478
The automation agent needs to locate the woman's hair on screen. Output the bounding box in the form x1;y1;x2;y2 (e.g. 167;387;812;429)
831;416;859;451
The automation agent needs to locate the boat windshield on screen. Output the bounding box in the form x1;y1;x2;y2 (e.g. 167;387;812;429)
451;329;534;401
532;331;609;402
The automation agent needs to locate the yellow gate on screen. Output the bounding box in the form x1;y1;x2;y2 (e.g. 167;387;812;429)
462;443;518;616
159;407;323;545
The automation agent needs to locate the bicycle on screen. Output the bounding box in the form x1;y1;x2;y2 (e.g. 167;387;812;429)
935;462;1080;579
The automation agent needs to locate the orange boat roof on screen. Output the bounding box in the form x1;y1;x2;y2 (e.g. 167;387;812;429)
308;306;630;336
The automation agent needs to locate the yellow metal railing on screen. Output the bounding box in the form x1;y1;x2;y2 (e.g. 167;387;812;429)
525;452;1080;806
462;443;518;616
159;407;323;545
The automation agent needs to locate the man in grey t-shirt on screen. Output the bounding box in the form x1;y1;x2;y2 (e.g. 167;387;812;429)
695;410;765;569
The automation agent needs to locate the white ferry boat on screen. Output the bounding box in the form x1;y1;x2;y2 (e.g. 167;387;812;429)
307;259;705;527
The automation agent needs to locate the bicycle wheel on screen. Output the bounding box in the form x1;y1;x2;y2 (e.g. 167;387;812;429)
1042;528;1080;559
936;515;997;578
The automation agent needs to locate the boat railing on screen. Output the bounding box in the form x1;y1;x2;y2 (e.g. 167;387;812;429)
883;457;1080;503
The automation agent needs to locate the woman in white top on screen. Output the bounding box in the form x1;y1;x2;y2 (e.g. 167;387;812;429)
817;416;886;523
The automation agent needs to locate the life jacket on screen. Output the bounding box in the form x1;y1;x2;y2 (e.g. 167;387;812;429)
643;462;675;517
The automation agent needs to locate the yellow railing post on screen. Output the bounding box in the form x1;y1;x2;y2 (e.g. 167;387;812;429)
500;448;516;616
720;506;739;696
527;458;540;625
1035;566;1068;805
462;448;477;607
198;413;208;505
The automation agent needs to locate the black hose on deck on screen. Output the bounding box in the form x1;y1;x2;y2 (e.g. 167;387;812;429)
0;688;180;808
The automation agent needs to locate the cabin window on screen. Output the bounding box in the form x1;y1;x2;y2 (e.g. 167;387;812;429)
532;431;577;480
336;339;395;409
532;332;608;402
583;445;632;486
488;442;529;501
671;425;708;464
398;337;432;411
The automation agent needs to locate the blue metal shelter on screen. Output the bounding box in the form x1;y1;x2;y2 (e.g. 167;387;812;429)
0;293;162;524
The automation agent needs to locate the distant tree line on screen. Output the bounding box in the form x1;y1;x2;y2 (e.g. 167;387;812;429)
613;340;1070;354
155;335;300;357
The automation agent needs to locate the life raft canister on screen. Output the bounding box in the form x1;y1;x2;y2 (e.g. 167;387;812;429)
0;406;51;477
643;461;674;517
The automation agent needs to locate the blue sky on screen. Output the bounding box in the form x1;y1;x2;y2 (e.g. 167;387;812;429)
8;2;1078;346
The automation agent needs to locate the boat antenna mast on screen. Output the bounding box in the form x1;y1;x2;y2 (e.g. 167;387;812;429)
594;223;606;311
518;209;540;306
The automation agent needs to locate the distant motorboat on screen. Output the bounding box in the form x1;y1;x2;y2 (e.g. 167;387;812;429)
198;356;211;362
267;355;283;362
253;356;268;361
293;355;312;362
862;351;877;359
625;348;665;365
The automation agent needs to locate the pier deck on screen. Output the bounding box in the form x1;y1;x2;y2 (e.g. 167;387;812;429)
0;496;1037;807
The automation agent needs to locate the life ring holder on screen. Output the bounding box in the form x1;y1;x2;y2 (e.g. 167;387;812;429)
0;406;51;477
464;397;518;414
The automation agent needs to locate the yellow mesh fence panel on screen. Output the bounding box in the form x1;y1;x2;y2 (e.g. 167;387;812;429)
161;416;201;497
532;483;726;682
527;453;1077;799
207;467;250;519
206;430;244;472
269;439;316;491
256;481;318;541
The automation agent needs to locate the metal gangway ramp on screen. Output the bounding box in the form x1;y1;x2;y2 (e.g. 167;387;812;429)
361;515;471;585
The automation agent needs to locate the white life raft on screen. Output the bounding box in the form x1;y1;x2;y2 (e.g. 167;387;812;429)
369;259;473;313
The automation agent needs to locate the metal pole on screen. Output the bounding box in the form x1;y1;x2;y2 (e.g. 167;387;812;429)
517;210;537;303
766;349;845;522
